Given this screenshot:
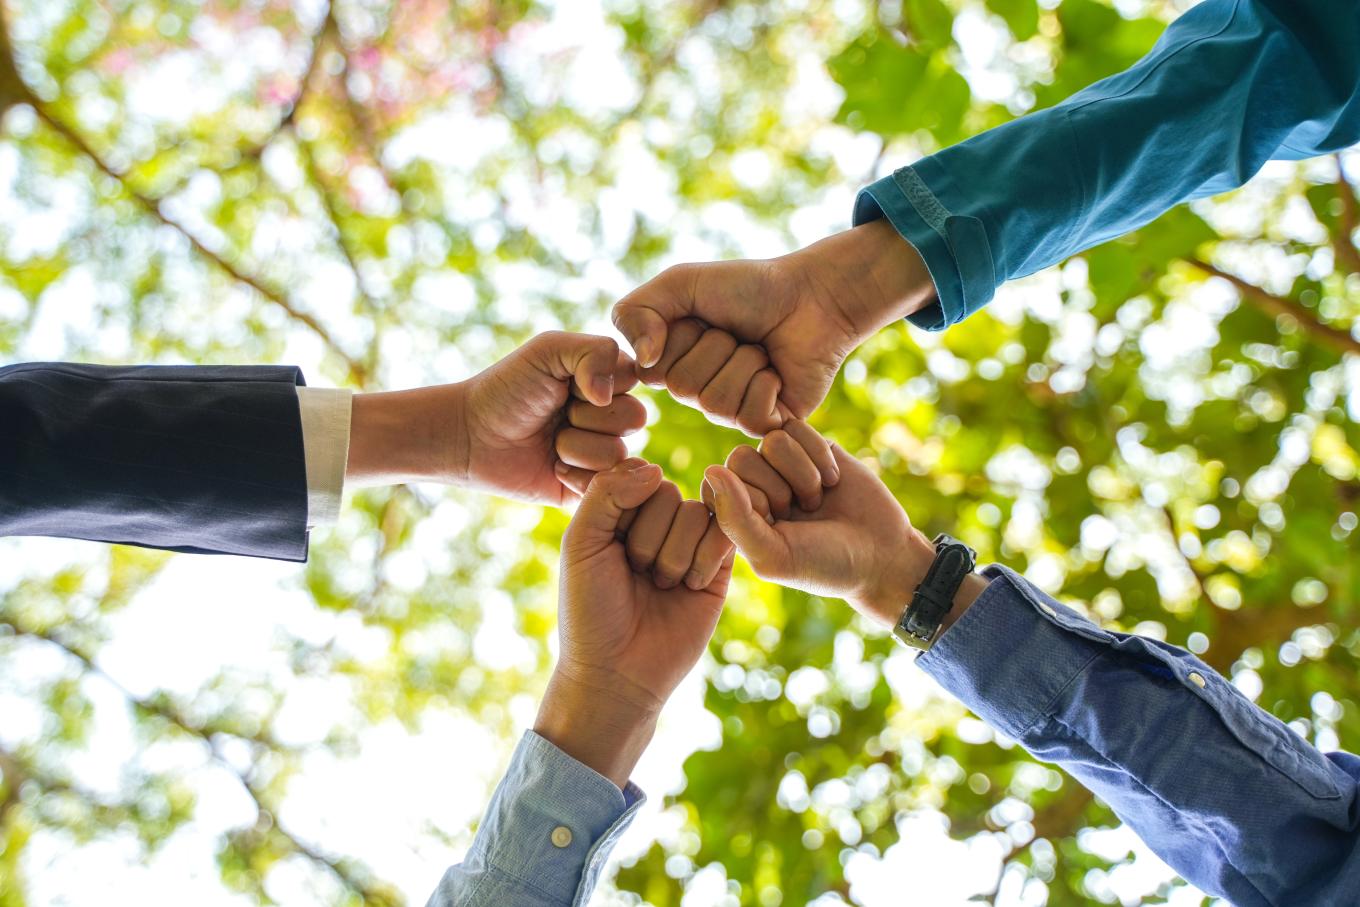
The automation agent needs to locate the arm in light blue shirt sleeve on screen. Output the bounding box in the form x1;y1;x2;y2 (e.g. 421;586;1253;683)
917;566;1360;906
854;0;1360;331
425;731;645;907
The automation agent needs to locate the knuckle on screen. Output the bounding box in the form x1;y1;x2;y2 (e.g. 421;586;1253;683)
760;429;790;454
668;369;702;398
698;384;734;414
727;445;756;468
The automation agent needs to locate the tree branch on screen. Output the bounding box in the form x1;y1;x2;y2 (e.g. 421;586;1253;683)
27;102;368;382
1335;155;1360;274
0;7;367;383
0;1;22;119
1187;257;1360;356
2;619;397;905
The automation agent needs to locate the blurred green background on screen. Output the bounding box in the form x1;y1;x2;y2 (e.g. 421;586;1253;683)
1;1;1358;905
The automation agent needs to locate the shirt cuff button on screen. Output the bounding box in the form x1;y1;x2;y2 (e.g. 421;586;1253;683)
1188;672;1206;688
551;826;573;848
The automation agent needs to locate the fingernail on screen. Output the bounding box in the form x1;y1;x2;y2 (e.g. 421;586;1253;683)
637;336;659;368
684;570;703;590
554;462;569;476
595;374;614;403
654;573;677;589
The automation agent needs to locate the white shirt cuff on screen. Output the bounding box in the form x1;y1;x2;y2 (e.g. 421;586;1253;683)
295;386;353;528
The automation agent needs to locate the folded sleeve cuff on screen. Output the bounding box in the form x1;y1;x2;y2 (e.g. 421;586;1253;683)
295;386;353;528
854;159;997;332
469;731;645;907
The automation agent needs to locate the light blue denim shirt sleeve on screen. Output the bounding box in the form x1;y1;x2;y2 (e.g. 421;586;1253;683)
424;730;645;907
853;0;1360;331
918;565;1360;906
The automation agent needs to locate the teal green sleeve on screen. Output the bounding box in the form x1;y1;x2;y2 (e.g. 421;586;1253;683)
854;0;1360;330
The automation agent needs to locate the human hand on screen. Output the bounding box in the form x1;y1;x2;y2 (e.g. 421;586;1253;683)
702;420;936;628
534;460;734;788
613;220;935;434
347;332;646;504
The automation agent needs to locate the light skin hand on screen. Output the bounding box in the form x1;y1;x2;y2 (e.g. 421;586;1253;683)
345;331;647;505
614;219;936;433
704;422;987;633
534;459;734;789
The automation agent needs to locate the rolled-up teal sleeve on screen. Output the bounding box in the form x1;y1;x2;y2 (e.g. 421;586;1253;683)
425;731;645;907
854;0;1360;330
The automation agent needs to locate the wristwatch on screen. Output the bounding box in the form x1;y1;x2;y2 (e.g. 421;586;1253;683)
893;534;976;651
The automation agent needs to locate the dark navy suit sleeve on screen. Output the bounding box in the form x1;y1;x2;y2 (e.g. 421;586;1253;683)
0;362;310;561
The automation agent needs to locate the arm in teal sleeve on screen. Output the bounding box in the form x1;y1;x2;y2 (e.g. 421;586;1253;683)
854;0;1360;330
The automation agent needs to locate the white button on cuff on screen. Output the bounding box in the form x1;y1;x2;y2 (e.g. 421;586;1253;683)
551;826;573;848
1188;672;1206;688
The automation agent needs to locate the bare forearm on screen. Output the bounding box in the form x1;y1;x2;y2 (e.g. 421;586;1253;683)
784;219;938;342
346;384;467;486
533;665;659;791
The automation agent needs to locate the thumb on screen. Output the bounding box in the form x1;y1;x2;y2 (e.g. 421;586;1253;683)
526;332;619;407
613;265;698;368
566;460;663;554
705;465;786;573
611;303;669;370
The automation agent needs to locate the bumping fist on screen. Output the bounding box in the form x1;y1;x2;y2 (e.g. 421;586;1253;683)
635;317;786;437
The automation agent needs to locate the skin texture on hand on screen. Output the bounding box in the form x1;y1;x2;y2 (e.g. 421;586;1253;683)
613;220;936;433
705;422;986;631
534;459;735;789
345;332;646;504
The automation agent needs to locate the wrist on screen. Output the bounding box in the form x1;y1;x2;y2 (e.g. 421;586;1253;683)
346;383;468;486
853;527;938;627
784;219;936;344
533;662;660;791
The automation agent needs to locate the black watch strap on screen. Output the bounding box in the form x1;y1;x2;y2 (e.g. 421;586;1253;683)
893;534;976;651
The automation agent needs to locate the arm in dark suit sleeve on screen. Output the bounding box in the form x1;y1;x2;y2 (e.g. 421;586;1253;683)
0;362;311;561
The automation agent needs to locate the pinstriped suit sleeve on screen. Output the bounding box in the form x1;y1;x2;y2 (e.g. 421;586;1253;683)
0;362;310;561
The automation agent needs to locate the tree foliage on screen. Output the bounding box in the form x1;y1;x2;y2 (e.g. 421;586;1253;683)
1;1;1358;905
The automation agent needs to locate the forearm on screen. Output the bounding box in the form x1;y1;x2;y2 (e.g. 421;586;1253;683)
532;664;659;791
917;566;1360;905
346;384;466;487
0;362;309;560
854;0;1360;330
782;219;937;342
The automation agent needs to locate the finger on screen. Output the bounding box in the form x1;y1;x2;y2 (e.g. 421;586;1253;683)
613;348;640;395
702;477;773;523
735;369;783;438
567;394;648;436
759;428;824;512
653;500;712;589
726;444;794;520
637;318;706;387
556;427;628;471
669;328;739;403
705;465;786;570
625;480;682;572
781;419;840;487
566;459;662;552
685;519;735;591
554;462;596;497
613;265;698;368
524;331;620;406
697;344;768;427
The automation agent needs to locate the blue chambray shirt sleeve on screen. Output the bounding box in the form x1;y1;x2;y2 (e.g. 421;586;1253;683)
424;731;645;907
917;566;1360;906
853;0;1360;331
